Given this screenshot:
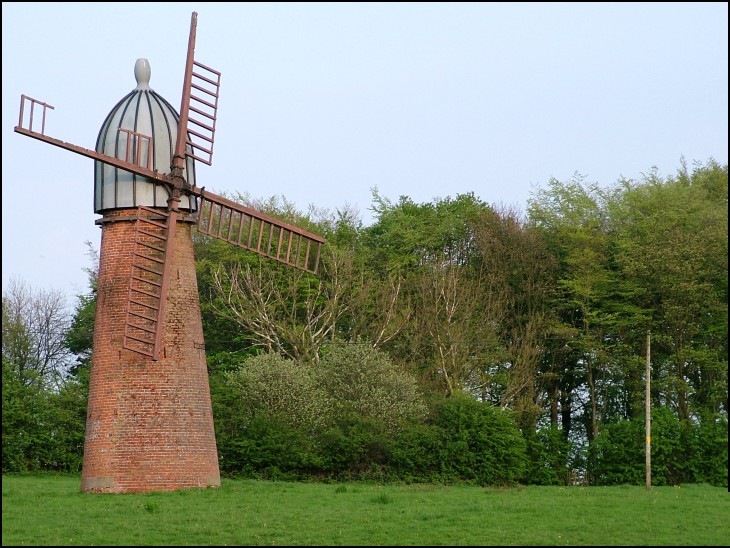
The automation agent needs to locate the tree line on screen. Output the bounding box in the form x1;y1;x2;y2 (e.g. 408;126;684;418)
2;158;727;486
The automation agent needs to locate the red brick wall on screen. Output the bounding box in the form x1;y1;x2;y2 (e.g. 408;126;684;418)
82;208;221;493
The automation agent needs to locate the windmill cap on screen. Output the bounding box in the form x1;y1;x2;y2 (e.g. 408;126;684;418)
94;56;197;213
134;58;152;90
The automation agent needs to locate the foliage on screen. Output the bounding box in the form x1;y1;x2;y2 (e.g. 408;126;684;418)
2;358;46;472
588;407;728;487
315;343;428;435
214;346;428;480
224;353;332;433
522;425;572;485
364;192;499;399
64;240;99;376
383;422;444;483
316;412;391;478
607;160;728;421
63;290;95;376
3;159;727;488
2;358;86;473
219;415;321;480
2;278;88;473
428;393;528;485
690;414;729;487
214;350;532;485
588;417;644;486
366;190;487;272
2;268;92;473
472;204;559;428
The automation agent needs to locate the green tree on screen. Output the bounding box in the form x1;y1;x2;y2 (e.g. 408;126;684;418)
608;159;728;420
473;204;558;431
364;192;498;396
2;356;47;471
527;175;618;441
1;356;86;473
64;241;98;378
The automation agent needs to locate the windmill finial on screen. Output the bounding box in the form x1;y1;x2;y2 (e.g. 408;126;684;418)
134;58;152;91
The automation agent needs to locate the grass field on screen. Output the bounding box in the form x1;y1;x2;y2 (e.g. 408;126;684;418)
2;475;728;546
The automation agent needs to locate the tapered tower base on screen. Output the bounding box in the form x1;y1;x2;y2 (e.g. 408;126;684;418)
82;209;220;493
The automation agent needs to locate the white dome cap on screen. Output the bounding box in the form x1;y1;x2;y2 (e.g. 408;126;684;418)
94;59;197;213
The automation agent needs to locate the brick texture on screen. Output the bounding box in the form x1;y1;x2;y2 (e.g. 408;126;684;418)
82;208;221;493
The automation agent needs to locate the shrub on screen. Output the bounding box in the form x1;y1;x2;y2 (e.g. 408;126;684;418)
429;393;527;486
588;408;727;487
688;413;728;488
589;417;646;486
316;412;389;478
522;425;571;485
224;415;321;479
2;360;87;473
315;344;427;435
224;353;332;433
386;422;443;483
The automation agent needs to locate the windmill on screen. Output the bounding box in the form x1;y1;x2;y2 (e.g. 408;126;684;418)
14;12;325;494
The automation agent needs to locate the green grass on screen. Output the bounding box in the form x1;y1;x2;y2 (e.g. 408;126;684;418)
2;476;728;546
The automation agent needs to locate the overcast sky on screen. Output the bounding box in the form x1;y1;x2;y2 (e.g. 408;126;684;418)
2;2;728;305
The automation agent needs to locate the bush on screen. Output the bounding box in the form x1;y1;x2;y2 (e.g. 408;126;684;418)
224;353;332;433
589;419;644;486
317;412;390;478
223;415;321;480
522;425;571;485
2;360;87;473
689;413;728;488
386;422;443;483
429;394;527;486
316;344;427;436
216;347;428;479
588;408;728;487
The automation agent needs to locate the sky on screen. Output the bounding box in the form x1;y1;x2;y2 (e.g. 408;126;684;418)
2;2;728;306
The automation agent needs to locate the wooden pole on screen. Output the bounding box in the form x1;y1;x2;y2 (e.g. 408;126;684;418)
645;330;651;491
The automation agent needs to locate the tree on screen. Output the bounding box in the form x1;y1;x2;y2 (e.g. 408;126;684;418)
474;204;559;431
364;192;498;395
2;278;74;389
196;192;353;363
527;176;619;441
64;240;99;377
209;245;353;363
608;159;728;420
411;257;497;397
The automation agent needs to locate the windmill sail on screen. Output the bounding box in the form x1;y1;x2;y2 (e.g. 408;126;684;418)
174;11;220;168
14;11;326;365
194;188;324;274
14;95;174;188
122;206;173;360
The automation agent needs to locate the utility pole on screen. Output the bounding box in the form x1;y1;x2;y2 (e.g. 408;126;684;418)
645;330;651;491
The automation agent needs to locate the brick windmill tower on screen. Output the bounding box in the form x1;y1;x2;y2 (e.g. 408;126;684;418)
14;12;324;493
